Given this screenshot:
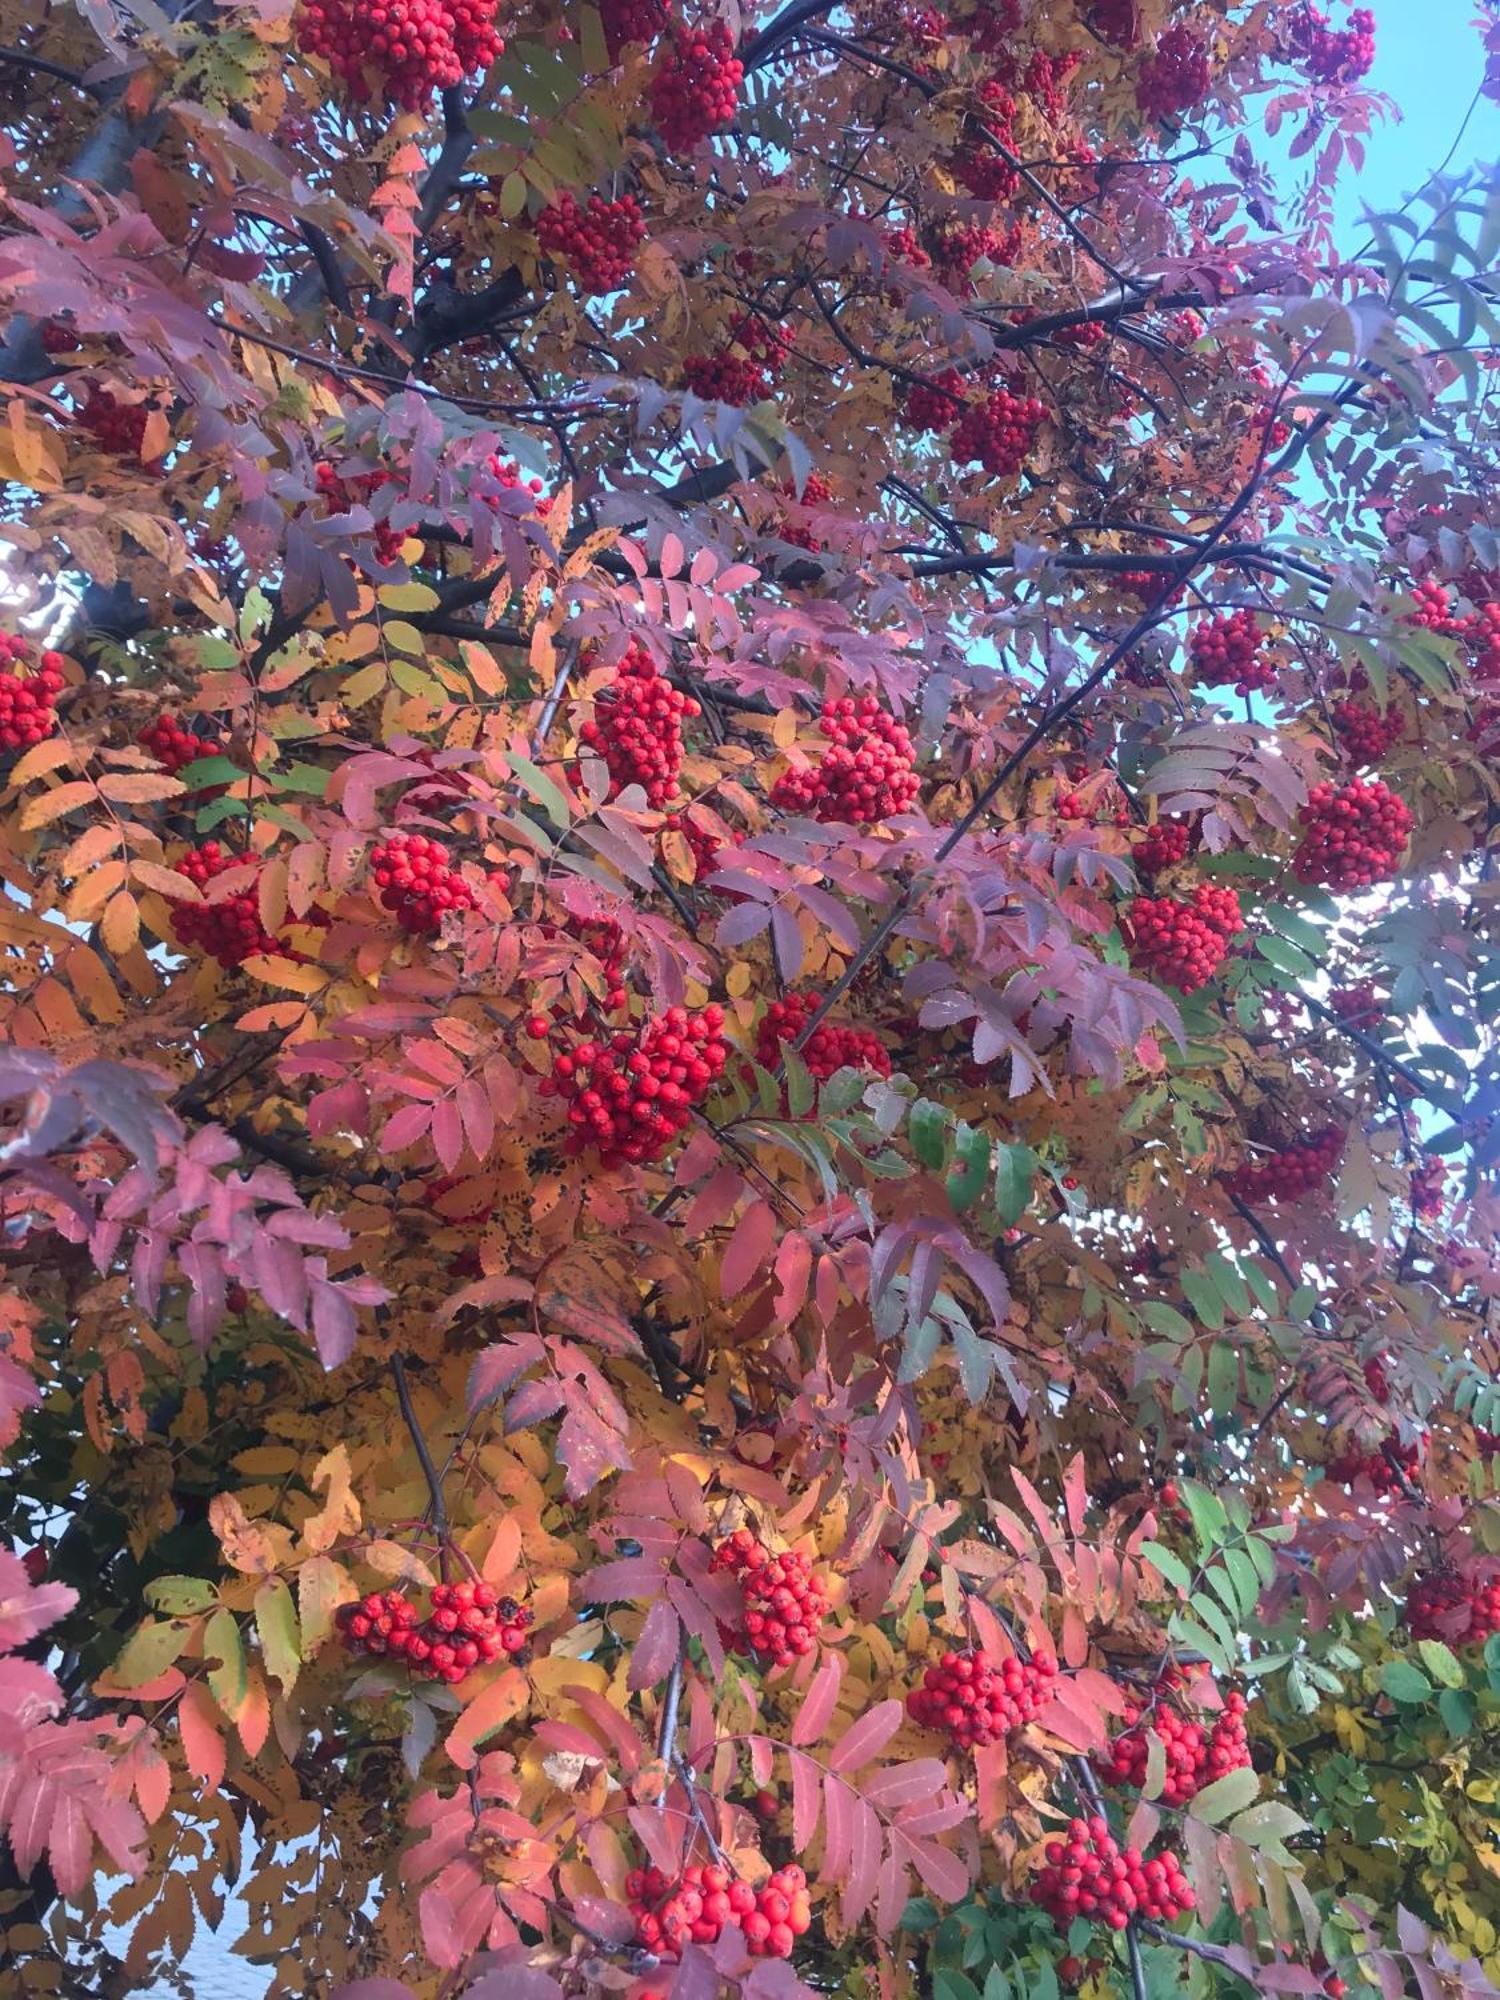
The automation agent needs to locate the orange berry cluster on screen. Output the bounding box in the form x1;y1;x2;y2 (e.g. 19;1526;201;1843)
1222;1126;1343;1204
542;1004;729;1165
1406;1570;1500;1646
78;388;150;458
950;386;1047;478
1289;5;1375;83
369;832;478;934
904;366;967;431
138;713;218;776
295;0;502;109
601;0;665;58
627;1861;811;1960
314;461;405;565
1032;1817;1194;1931
0;634;64;752
906;1647;1058;1751
711;1529;829;1666
172;843;280;968
770;694;920;823
1134;818;1194;876
1096;1679;1250;1806
1135;24;1209;119
755;990;891;1082
1324;1430;1422;1494
1188;608;1275;694
337;1581;532;1684
1292;778;1413;889
579;642;699;808
650;21;742;150
1332;698;1403;767
536;191;646;296
1126;883;1243;992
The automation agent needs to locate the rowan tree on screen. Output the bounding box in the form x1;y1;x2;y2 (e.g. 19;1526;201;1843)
0;1;1499;1997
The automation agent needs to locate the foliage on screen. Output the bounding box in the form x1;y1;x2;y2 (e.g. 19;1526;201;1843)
0;0;1497;1997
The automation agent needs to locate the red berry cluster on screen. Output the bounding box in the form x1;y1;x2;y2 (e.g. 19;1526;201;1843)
78;388;151;459
542;1004;728;1165
536;192;646;296
711;1529;829;1666
928;218;1020;293
485;453;553;518
755;989;891;1083
1411;1154;1448;1219
600;0;665;58
0;635;64;753
1222;1126;1343;1204
954;81;1018;200
1089;0;1139;47
770;695;920;823
1126;884;1243;992
172;843;280;969
1332;699;1404;766
905;1647;1058;1752
295;0;502;109
336;1580;532;1684
681;351;769;405
369;832;478;934
138;714;218;776
1407;577;1463;636
579;642;699;808
627;1861;811;1960
1116;568;1179;608
1324;1431;1422;1494
1406;1570;1500;1646
904;367;967;431
1292;779;1413;889
1188;609;1274;694
1288;5;1375;83
1327;980;1385;1030
1135;25;1211;120
1134;818;1195;876
314;461;406;565
882;223;932;292
662;812;726;883
1032;1817;1194;1932
950;386;1047;479
775;471;833;551
1096;1679;1250;1807
650;21;742;150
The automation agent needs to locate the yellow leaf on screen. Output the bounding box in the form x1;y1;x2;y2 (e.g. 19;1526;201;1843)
240;954;328;994
101;890;140;954
96;772;185;805
772;707;798;749
530;1655;609;1700
363;1538;436;1587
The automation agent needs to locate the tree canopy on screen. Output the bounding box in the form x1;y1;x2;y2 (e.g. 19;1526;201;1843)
2;2;1500;1997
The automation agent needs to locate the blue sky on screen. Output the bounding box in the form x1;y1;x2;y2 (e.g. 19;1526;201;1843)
1324;7;1499;223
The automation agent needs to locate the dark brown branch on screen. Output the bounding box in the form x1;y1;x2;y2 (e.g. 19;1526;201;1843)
0;45;104;94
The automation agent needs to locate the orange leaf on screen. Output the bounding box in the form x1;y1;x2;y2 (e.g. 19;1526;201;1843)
178;1680;227;1793
444;1666;530;1770
20;780;97;830
101;889;140;954
95;772;185;805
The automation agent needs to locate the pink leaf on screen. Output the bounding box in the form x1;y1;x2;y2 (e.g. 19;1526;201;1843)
721;1198;776;1301
791;1652;844;1746
827;1698;903;1773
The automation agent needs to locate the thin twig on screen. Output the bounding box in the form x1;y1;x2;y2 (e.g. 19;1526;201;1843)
656;1649;685;1760
390;1355;449;1538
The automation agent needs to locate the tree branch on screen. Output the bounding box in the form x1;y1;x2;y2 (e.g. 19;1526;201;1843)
390;1355;449;1538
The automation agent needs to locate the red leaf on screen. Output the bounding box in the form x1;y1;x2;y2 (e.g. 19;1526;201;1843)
792;1652;844;1746
789;1748;821;1851
628;1596;681;1691
827;1698;903;1773
720;1198;775;1301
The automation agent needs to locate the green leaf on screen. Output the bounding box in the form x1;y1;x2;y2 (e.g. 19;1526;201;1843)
1138;1300;1194;1342
273;762;330;797
1417;1638;1466;1689
1188;1765;1260;1825
504;751;573;828
1380;1659;1433;1704
783;1047;814;1121
144;1576;218;1616
380;619;426;656
175;755;243;790
1439;1688;1476;1738
1181;1267;1226;1329
946;1123;990;1212
254;1578;301;1694
112;1619;192;1687
1179;1479;1228;1548
1140;1541;1193;1593
936;1972;983;2000
994;1144;1036;1226
909;1098;949;1170
1264;905;1329;959
1226;1800;1308;1857
1256;934;1317;981
1287;1285;1320;1321
204;1607;248;1714
1204;1251;1252;1316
